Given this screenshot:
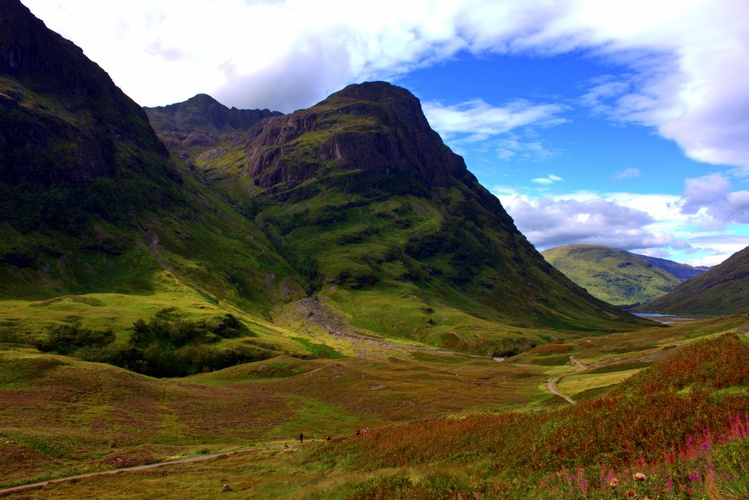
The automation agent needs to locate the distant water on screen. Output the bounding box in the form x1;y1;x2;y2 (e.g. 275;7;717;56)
634;312;694;324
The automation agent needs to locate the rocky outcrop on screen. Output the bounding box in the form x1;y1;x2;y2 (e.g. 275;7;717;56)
144;94;281;149
243;82;466;195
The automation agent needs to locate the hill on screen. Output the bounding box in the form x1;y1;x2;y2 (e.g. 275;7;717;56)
636;245;749;315
0;0;653;378
0;0;309;373
148;83;651;350
541;244;682;307
635;253;710;281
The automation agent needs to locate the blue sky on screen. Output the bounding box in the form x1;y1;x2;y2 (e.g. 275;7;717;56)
22;0;749;266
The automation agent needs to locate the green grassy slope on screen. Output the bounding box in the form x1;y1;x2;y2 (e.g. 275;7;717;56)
637;244;749;315
152;82;651;358
542;244;682;307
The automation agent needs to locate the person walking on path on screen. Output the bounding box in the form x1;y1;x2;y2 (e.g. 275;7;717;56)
299;433;304;443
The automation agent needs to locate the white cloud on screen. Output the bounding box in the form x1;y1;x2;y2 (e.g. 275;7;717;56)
422;99;568;142
502;193;666;250
494;184;749;266
531;174;564;185
681;174;749;229
22;0;749;168
614;167;640;180
495;135;557;162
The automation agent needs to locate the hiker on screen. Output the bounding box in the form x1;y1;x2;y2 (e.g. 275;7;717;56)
299;433;304;443
363;427;369;436
356;427;360;437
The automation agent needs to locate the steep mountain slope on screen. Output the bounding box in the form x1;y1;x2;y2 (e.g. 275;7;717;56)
144;93;281;157
2;0;648;371
637;245;749;315
0;1;306;369
542;244;682;307
636;254;709;281
149;82;650;355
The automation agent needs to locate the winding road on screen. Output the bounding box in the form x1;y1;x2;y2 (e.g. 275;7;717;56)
545;355;587;404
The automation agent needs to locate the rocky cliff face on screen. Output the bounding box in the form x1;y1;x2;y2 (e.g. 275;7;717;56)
244;82;466;194
150;81;645;335
145;94;281;150
0;0;167;186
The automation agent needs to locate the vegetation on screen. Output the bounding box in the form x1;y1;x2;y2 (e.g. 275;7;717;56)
638;244;749;315
542;244;682;307
5;7;749;498
1;316;747;498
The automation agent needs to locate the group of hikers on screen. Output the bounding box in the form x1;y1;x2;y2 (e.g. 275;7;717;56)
297;427;369;443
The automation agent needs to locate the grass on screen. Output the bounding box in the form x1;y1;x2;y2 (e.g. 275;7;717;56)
556;367;645;397
1;316;747;498
542;244;682;307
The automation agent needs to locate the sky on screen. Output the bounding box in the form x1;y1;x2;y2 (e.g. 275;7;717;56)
21;0;749;267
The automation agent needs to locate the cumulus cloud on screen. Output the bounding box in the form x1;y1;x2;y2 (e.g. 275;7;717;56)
681;174;749;229
502;194;670;250
494;185;748;266
23;0;749;168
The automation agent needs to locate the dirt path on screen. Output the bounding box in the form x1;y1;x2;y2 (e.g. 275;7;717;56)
546;376;575;404
0;444;297;497
545;355;587;404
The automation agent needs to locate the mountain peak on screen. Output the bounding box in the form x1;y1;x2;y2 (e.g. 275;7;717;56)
242;80;465;194
329;81;419;104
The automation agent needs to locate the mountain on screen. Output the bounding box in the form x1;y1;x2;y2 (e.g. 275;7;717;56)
148;82;650;349
636;245;749;315
542;244;682;307
1;0;649;379
635;254;710;281
144;93;281;155
0;0;306;361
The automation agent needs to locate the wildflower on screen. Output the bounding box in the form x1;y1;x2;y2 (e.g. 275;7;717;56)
633;472;646;482
701;441;709;451
626;489;636;498
608;477;619;488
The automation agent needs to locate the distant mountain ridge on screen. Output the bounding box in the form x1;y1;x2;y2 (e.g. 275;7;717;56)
542;244;683;307
636;245;749;315
635;254;710;281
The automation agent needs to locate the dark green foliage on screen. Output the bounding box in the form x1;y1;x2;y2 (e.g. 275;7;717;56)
34;310;267;377
36;324;115;355
129;310;252;348
124;311;264;377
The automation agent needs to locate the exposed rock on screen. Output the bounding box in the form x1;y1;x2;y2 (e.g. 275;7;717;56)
243;82;466;194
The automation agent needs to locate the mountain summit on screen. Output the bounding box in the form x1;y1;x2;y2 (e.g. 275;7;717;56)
149;81;649;353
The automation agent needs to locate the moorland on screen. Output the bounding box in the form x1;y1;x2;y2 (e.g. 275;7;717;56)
2;1;749;498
